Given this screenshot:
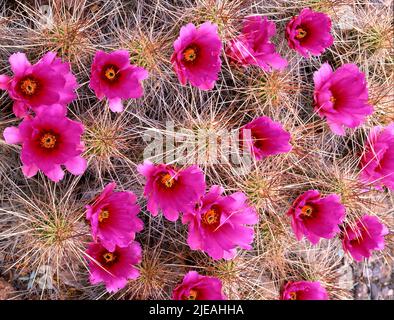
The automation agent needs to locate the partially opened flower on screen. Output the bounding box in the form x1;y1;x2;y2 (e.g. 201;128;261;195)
173;271;227;300
86;182;143;251
137;161;206;221
171;22;222;90
360;124;394;190
313;63;373;135
240;116;292;161
342;215;389;262
182;185;258;260
89;50;149;112
3;104;86;182
287;190;345;244
226;16;287;71
281;281;329;300
0;51;77;117
86;241;142;293
286;8;333;57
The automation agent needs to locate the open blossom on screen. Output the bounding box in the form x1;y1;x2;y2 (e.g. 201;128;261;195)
226;16;287;71
173;271;227;300
138;161;206;221
281;281;329;300
286;8;333;57
86;182;143;251
171;22;222;90
342;215;389;262
360;124;394;190
0;51;77;118
3;104;86;182
182;185;259;260
287;190;345;244
89;50;148;112
240;116;292;161
87;241;141;293
313;63;373;135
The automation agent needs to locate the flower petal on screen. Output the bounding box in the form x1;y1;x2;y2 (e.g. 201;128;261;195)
3;126;22;144
108;98;124;112
65;156;87;175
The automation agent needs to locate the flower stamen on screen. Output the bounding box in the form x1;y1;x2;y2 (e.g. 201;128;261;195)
295;28;307;39
289;291;297;300
201;207;220;226
301;205;314;217
99;210;110;223
102;65;120;82
330;96;337;108
40;133;57;149
102;252;117;265
160;173;175;188
186;289;198;300
183;46;198;62
20;77;38;96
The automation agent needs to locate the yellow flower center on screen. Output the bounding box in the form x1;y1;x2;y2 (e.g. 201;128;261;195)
99;210;110;223
20;77;38;96
289;291;297;300
104;66;117;80
295;28;307;39
102;64;120;83
160;173;175;188
201;207;220;226
102;252;116;264
187;289;198;300
301;205;314;217
183;46;198;62
40;133;57;149
330;96;336;103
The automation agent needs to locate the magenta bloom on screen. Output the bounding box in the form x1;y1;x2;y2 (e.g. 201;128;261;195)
240;116;292;161
89;50;148;112
182;185;259;260
3;104;86;182
171;22;222;90
313;63;373;135
281;281;329;300
226;16;287;71
342;215;389;262
287;190;345;244
0;52;77;118
138;161;206;222
173;271;227;300
360;124;394;190
286;8;333;57
86;241;141;293
86;182;143;251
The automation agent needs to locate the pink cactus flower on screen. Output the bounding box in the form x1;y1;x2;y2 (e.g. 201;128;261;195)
182;185;259;260
226;16;287;71
171;22;222;90
89;50;149;112
240;116;292;161
313;63;373;135
286;8;333;57
287;190;345;244
0;52;78;118
3;104;86;182
281;281;329;300
342;215;389;262
86;241;141;293
137;161;206;222
173;271;227;300
360;124;394;190
86;182;143;251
